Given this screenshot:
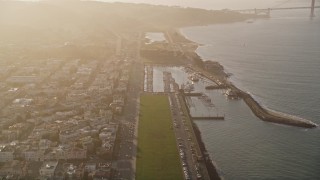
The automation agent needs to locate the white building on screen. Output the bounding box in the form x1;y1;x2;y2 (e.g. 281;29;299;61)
39;161;58;177
0;146;14;162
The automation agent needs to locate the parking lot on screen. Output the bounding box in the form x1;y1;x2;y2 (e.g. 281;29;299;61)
169;93;207;180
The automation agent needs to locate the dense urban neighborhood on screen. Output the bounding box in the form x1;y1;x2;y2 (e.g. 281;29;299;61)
0;31;142;179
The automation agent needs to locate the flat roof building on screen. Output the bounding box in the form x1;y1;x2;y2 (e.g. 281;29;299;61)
39;161;58;178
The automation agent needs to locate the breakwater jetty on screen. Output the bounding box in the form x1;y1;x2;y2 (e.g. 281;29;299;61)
240;90;318;128
229;83;318;128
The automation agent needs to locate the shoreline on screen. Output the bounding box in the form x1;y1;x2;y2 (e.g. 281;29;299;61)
174;29;318;129
173;26;318;179
142;20;318;179
192;122;222;180
143;28;318;179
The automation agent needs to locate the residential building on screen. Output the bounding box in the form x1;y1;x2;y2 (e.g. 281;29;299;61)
39;161;58;178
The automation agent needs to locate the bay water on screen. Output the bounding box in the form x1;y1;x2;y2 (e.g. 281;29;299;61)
180;6;320;180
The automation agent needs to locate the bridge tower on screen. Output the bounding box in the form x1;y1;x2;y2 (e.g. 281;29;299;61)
254;8;271;17
311;0;316;17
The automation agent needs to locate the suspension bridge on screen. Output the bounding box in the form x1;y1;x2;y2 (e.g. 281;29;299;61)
234;0;319;17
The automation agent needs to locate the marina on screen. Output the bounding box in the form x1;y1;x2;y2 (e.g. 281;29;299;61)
143;65;226;121
144;64;318;128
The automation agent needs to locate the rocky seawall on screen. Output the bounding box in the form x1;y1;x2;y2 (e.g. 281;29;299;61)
238;89;318;128
192;122;221;180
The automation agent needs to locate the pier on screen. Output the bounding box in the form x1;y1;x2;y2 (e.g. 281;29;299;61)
205;85;225;90
191;116;225;120
184;92;203;96
145;65;153;92
163;71;172;92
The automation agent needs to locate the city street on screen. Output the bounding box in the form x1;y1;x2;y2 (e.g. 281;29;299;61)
113;34;144;180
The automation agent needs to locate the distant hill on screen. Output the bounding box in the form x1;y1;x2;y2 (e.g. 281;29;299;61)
0;1;257;45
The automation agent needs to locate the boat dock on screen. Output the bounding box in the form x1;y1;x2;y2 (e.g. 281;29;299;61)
191;116;225;120
145;65;153;92
184;92;203;96
205;85;225;90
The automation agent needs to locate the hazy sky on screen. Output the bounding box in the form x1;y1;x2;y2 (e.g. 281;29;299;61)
94;0;317;10
15;0;318;10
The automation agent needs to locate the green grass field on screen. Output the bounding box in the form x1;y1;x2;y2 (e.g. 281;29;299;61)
136;95;183;180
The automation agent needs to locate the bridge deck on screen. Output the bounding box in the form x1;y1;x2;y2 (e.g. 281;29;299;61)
234;6;320;12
